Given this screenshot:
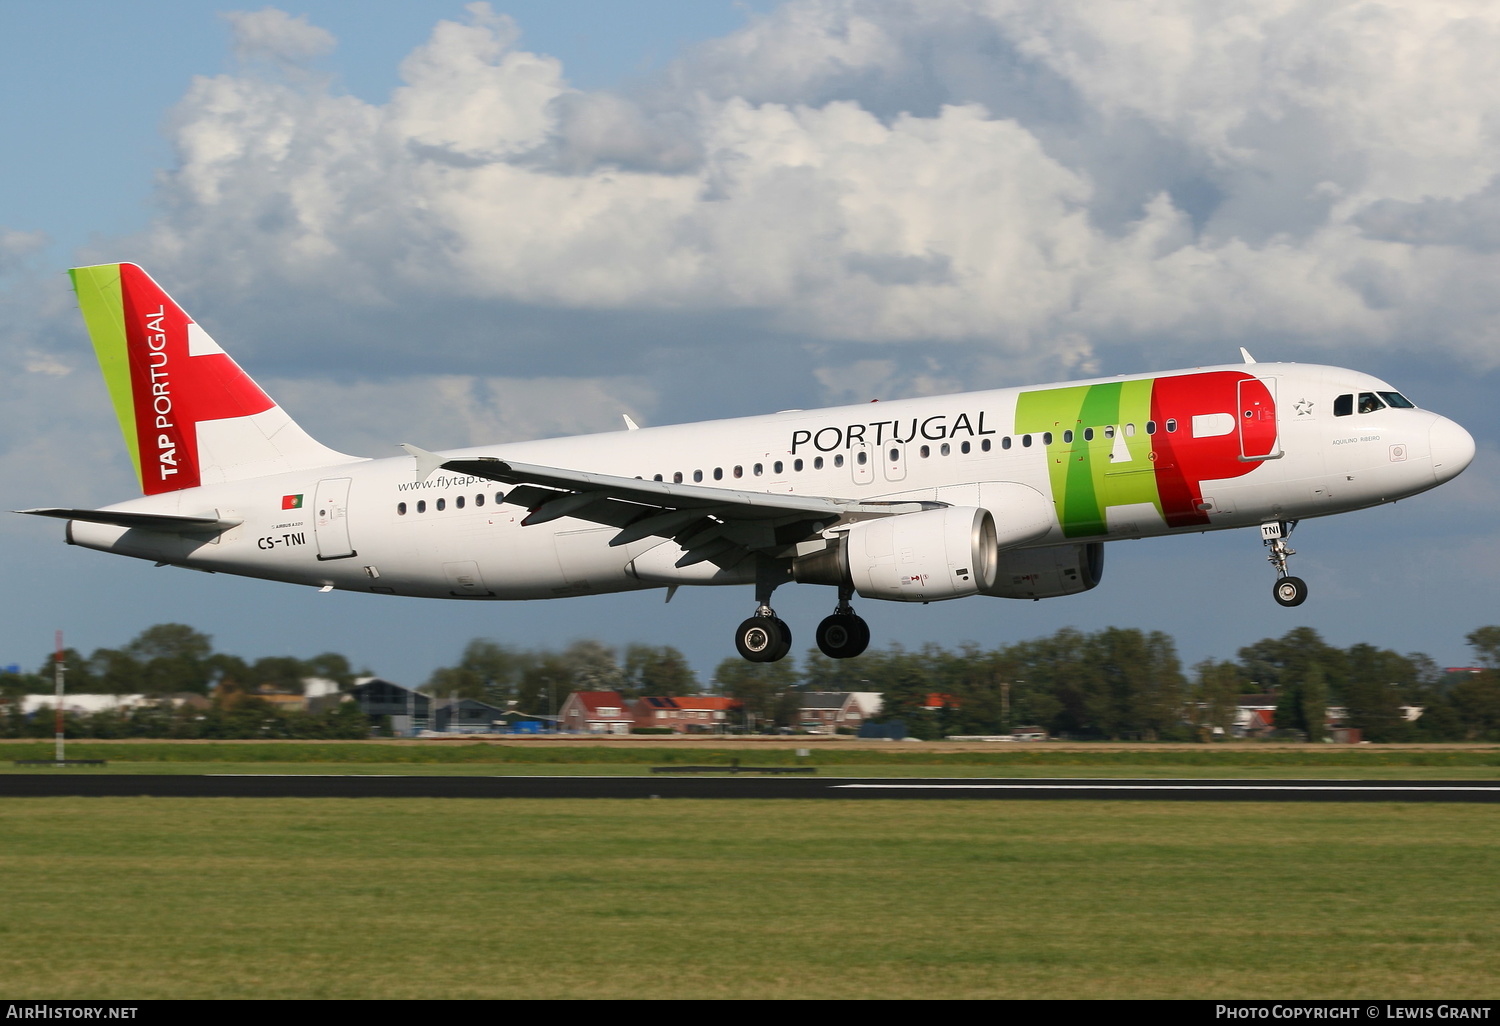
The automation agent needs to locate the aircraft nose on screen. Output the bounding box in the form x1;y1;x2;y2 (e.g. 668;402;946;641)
1429;416;1476;483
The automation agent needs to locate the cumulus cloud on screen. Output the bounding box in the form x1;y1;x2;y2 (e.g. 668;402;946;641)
74;0;1500;439
223;8;336;66
0;228;48;276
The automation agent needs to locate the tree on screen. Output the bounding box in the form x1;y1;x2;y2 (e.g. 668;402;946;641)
1007;628;1101;737
1342;644;1414;741
123;623;215;694
86;648;144;695
33;647;98;694
247;656;308;694
1193;659;1244;737
559;640;624;691
714;657;800;729
799;649;878;694
1465;627;1500;669
1299;662;1328;742
622;644;697;697
303;652;358;690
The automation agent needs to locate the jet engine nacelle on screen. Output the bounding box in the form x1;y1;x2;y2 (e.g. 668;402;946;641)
795;506;999;602
982;542;1105;599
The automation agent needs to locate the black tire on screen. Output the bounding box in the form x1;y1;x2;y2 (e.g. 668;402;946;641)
736;617;790;662
816;613;871;659
769;618;793;662
1273;576;1308;607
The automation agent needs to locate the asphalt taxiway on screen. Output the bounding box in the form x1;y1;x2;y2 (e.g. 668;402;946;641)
3;775;1499;801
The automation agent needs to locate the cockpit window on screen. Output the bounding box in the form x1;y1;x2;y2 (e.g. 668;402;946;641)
1334;394;1353;417
1358;392;1386;414
1378;391;1416;409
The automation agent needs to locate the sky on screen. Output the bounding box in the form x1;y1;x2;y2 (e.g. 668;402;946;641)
2;0;1497;688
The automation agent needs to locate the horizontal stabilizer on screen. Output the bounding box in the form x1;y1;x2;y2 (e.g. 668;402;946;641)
15;508;242;533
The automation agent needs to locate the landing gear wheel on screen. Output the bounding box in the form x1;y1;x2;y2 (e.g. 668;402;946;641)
816;613;871;659
1273;576;1308;608
736;617;792;662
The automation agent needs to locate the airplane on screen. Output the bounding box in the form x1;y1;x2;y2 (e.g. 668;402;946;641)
17;263;1477;663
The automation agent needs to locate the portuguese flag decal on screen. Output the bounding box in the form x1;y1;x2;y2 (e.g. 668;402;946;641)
281;494;304;510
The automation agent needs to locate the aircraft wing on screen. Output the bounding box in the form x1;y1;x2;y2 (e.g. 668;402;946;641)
406;447;938;569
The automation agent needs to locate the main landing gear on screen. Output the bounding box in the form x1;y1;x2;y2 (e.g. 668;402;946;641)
1261;520;1308;608
736;558;794;663
734;569;870;663
815;587;870;660
735;611;793;663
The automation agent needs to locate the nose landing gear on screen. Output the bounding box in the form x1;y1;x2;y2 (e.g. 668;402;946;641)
1262;520;1307;607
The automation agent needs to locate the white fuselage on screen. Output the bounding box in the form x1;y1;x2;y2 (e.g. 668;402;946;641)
65;362;1473;603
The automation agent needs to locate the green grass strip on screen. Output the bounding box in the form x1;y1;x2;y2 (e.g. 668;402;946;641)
3;740;1499;767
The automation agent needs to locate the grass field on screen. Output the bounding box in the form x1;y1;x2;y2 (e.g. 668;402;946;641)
3;797;1499;999
4;739;1500;776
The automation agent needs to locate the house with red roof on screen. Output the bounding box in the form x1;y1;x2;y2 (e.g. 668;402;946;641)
633;695;741;733
558;691;633;734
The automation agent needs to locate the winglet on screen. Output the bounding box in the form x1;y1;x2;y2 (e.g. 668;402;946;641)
399;443;447;482
623;414;640;431
1239;347;1257;365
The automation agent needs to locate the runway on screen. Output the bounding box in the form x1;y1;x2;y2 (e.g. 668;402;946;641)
3;774;1500;801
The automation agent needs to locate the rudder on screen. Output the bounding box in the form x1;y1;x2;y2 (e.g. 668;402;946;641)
70;263;357;494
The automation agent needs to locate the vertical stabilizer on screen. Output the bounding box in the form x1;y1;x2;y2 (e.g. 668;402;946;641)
70;263;358;494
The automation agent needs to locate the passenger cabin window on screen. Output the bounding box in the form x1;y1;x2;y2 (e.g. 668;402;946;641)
455;495;465;509
814;456;824;469
397;502;407;515
1334;394;1354;417
960;440;971;453
435;498;445;511
981;438;991;452
1165;419;1177;433
834;454;845;467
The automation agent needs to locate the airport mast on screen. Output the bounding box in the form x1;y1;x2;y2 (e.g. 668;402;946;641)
53;630;65;763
